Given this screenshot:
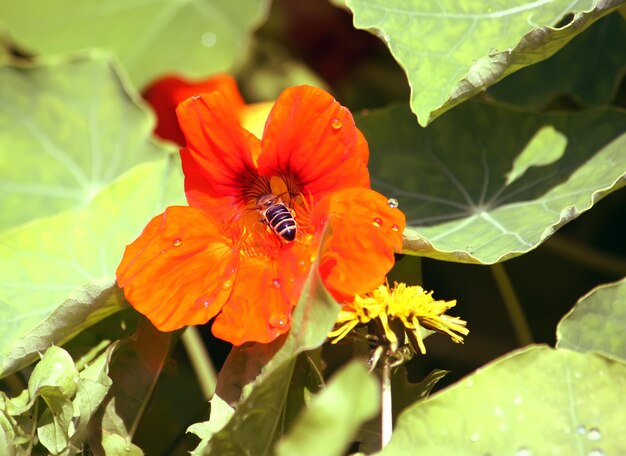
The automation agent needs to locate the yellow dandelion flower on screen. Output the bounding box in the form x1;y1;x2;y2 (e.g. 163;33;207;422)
328;282;468;355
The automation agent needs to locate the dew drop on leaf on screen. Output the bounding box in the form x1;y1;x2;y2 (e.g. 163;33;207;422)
587;428;602;441
201;32;217;47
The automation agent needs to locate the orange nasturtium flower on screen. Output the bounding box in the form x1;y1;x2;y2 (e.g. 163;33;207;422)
116;85;405;345
143;74;271;145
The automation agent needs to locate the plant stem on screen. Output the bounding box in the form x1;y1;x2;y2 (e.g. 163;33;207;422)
490;263;534;346
181;327;217;401
381;356;393;449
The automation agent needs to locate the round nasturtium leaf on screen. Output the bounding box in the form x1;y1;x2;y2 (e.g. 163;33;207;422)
356;102;626;264
380;346;626;455
557;277;626;362
340;0;624;125
0;0;270;88
0;54;170;232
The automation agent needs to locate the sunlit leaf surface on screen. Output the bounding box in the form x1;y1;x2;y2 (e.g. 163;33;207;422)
0;159;184;377
0;0;270;86
275;362;379;456
357;102;626;264
342;0;623;125
557;277;626;362
0;55;170;231
380;346;626;455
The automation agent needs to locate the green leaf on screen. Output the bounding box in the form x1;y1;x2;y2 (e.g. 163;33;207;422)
489;12;626;109
275;361;379;456
0;54;170;232
0;389;36;456
27;346;79;401
89;319;174;454
25;347;77;454
1;345;115;455
556;277;626;362
356;102;626;264
0;0;270;87
0;156;183;378
341;0;623;125
204;358;298;455
187;396;234;456
70;345;114;448
379;346;626;455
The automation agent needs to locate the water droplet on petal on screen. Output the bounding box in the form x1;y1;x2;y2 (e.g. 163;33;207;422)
222;280;233;290
269;314;288;329
298;260;306;268
391;224;400;232
387;197;399;208
201;32;217;47
272;278;281;289
372;217;382;228
587;428;602;441
160;249;167;254
516;447;532;456
330;118;343;130
173;238;182;247
576;425;587;435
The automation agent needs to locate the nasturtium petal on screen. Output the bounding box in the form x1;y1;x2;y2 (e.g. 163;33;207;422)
314;188;405;299
177;92;261;207
357;102;626;264
340;0;623;125
116;206;238;332
0;54;168;232
0;0;270;87
258;85;370;201
380;346;626;455
557;277;626;362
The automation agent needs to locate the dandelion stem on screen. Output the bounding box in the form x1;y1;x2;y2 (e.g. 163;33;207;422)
181;327;217;401
381;356;393;449
490;263;533;346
